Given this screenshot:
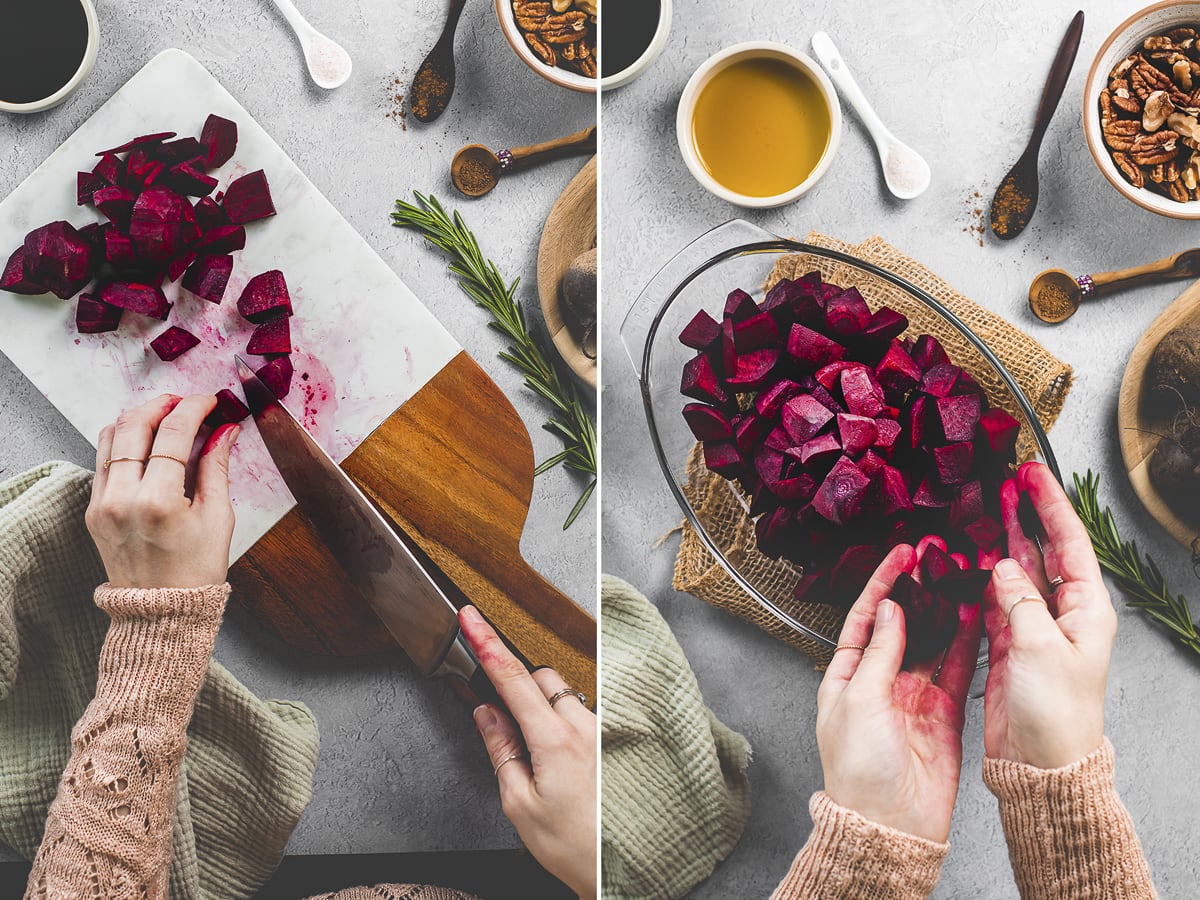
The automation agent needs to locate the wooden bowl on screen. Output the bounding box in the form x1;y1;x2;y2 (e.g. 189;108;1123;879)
1118;278;1200;548
537;155;597;389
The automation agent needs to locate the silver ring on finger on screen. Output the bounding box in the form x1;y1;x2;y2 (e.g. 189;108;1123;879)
1049;576;1065;588
493;752;526;776
548;688;588;709
1008;594;1047;617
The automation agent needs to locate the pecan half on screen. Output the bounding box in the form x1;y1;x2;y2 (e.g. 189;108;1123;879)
542;25;587;44
1131;130;1179;165
1169;178;1190;202
1103;118;1142;151
524;31;557;66
1111;79;1143;114
1113;152;1145;188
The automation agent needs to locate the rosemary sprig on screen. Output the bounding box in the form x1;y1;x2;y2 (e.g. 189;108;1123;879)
391;192;596;529
1071;470;1200;657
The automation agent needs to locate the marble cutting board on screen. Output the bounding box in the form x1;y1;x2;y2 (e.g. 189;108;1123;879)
0;49;460;562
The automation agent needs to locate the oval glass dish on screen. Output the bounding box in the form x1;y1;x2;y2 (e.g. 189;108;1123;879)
620;219;1062;664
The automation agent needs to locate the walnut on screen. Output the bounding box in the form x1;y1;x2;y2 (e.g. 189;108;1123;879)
1168;110;1200;142
1176;59;1195;91
1113;55;1138;79
551;0;571;10
575;0;596;15
1145;90;1175;130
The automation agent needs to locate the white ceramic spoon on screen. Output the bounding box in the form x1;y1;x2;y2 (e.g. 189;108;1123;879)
270;0;353;90
811;31;930;200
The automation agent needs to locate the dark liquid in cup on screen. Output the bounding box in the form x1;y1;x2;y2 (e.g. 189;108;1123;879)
601;0;661;78
0;0;89;105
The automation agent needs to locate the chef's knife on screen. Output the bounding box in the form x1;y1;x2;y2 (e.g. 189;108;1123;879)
234;355;503;704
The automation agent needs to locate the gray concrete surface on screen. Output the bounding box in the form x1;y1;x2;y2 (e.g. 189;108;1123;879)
601;1;1195;897
0;0;595;863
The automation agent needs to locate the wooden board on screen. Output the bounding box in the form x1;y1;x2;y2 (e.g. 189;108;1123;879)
228;350;597;700
1118;278;1200;551
537;156;597;389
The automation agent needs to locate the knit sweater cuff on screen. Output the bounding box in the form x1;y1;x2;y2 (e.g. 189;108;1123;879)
984;738;1156;898
771;792;948;900
91;583;230;722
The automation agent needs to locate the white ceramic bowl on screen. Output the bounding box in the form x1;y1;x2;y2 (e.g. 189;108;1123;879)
599;0;672;91
1084;1;1200;219
676;42;842;209
0;0;99;114
494;0;596;94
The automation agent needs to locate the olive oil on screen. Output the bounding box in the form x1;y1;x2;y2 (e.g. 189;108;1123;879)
691;58;832;198
0;0;89;105
601;0;660;78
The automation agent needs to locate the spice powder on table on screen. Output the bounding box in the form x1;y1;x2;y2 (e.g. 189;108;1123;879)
990;179;1031;238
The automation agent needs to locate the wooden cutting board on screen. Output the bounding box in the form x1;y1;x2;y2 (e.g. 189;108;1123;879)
229;350;597;699
1118;278;1200;552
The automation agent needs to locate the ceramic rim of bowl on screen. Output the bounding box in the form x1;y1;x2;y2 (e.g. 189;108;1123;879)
598;0;673;90
492;0;597;94
0;0;99;114
675;41;843;209
1083;0;1200;219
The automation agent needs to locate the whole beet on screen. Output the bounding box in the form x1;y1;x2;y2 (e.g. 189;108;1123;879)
1151;324;1200;405
1148;434;1200;506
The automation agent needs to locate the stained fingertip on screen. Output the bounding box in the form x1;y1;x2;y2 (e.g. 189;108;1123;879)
460;605;485;627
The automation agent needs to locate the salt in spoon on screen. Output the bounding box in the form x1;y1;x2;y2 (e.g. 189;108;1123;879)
811;31;930;200
269;0;353;90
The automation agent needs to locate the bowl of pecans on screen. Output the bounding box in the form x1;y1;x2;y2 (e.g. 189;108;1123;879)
1085;2;1200;218
495;0;597;93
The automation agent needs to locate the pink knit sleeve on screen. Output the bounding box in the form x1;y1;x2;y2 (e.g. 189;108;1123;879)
25;583;230;900
983;739;1157;899
770;792;947;900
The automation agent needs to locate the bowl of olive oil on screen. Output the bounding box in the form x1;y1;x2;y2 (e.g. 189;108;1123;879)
676;42;841;208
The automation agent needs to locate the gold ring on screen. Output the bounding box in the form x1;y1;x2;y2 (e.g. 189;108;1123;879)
548;688;588;709
834;643;867;654
148;454;187;466
1008;594;1048;617
103;457;147;470
1049;576;1065;587
493;752;525;776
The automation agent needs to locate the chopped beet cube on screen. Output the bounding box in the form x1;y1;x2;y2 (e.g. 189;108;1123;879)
703;441;743;477
129;188;186;263
921;544;957;584
782;394;835;444
679;309;721;350
77;171;106;205
754;379;803;418
977;408;1021;457
683;403;732;442
873;418;902;453
915;534;949;561
936;394;983;443
936;568;992;605
77;222;106;256
875;342;922;394
682;353;729;405
181;254;233;303
125;149;164;190
787;324;846;371
196;224;246;254
723;288;757;322
1;247;45;294
221;169;276;224
840;367;886;417
153;137;207;166
23;222;93;299
754;507;793;557
950;480;986;529
193;196;230;232
964;514;1004;549
755;446;787;485
860;307;908;343
816;360;868;392
764;426;792;452
205;389;250;427
725;349;779;389
237;269;292;323
912;334;950;370
913;477;949;509
98;281;171;319
92;153;123;186
200;115;239;168
167;250;197;283
93;186;137;229
104;229;136;268
879;466;913;514
257;355;294;399
830;544;887;603
733;312;780;352
813;456;871;525
837;413;877;457
824;287;872;337
733;414;771;457
799;433;842;468
921;363;962;398
167;160;218;197
150;325;201;361
891;573;959;665
96;131;176;156
858;449;886;476
933;441;974;486
75;294;122;333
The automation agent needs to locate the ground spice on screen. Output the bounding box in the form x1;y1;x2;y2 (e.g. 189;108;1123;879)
455;156;497;195
1032;281;1075;322
961;190;985;246
384;75;408;130
990;179;1031;238
410;69;448;121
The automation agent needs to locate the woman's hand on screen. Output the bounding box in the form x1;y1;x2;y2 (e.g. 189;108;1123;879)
460;605;596;900
984;461;1117;770
816;544;981;844
86;393;240;589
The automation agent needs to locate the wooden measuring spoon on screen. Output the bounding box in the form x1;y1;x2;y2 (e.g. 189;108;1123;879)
989;10;1084;240
410;0;468;123
451;126;597;197
1029;248;1200;323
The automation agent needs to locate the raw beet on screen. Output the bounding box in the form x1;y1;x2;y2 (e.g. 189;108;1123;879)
181;254;233;303
861;307;909;344
205;389;250;427
891;573;959;665
195;224;246;254
921;363;962;398
167;160;218;197
824;288;872;337
237;269;292;322
679;309;721;350
129;188;185;263
150;325;201;361
96;132;176;156
724;288;757;322
256;355;294;399
755;379;803;418
167;250;197;283
681;353;728;405
193;196;230;232
104;229;136;268
221;169;276;224
933;442;974;486
936;394;982;443
781;394;834;444
733;312;780;352
1;247;45;294
876;342;922;394
683;403;732;441
92;153;123;186
200;114;238;168
733;414;771;457
703;441;744;477
247;314;292;356
99;281;171;319
912;335;950;370
77;171;106;205
813;456;871;525
798;433;842;467
725;349;779;389
977;409;1020;458
787;324;845;370
92;186;136;228
75;294;122;333
840;367;886;417
23;222;93;299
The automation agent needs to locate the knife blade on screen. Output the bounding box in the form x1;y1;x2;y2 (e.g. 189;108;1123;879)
234;356;496;699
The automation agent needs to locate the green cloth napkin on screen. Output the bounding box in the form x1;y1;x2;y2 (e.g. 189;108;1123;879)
600;575;752;900
0;461;321;899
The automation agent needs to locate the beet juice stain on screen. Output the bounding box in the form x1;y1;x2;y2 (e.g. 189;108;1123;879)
601;0;660;78
0;0;89;105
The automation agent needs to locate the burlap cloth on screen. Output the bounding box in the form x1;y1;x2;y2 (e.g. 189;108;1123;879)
672;233;1073;665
